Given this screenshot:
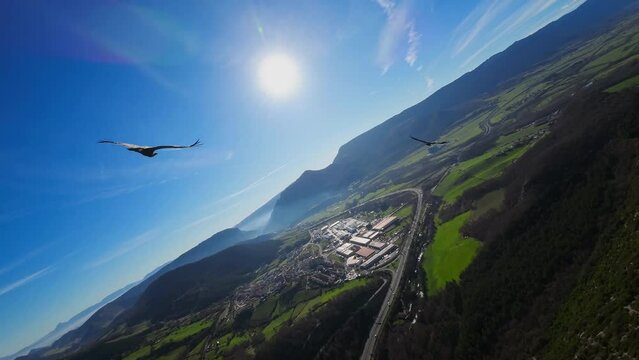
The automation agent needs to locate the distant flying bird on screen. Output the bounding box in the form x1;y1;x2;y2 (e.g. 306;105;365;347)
98;139;201;157
410;136;449;146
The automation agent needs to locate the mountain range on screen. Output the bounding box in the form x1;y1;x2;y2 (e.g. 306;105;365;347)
14;0;639;358
17;228;256;359
0;283;139;360
263;0;639;233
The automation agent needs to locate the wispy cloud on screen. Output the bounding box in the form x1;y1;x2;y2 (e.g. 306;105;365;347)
218;162;289;204
73;183;156;205
425;76;435;93
459;0;576;69
453;0;512;56
72;177;182;206
0;243;54;276
178;202;242;232
405;23;421;66
375;0;422;73
177;162;288;232
494;0;558;35
376;0;394;14
84;230;157;269
0;266;54;297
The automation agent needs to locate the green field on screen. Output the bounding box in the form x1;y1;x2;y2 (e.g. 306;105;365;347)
122;319;212;360
205;332;250;359
605;74;639;92
159;319;213;346
156;346;187;360
262;278;370;339
445;115;484;144
262;307;295;339
395;204;414;219
429;118;544;218
434;122;538;205
422;212;481;295
250;296;278;323
123;345;151;360
187;339;207;358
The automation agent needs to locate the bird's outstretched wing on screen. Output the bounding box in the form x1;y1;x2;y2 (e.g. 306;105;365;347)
98;140;146;150
410;136;434;145
410;136;448;145
150;139;202;151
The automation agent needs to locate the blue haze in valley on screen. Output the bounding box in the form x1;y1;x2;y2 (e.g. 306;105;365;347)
0;0;585;355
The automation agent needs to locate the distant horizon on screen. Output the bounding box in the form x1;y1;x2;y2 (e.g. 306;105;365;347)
0;0;587;355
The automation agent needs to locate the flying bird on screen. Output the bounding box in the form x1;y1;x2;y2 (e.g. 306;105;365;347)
410;136;449;146
98;139;202;157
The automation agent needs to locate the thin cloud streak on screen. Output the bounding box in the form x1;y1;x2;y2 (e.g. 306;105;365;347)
178;202;242;232
460;0;575;69
495;0;558;35
178;162;289;232
0;266;54;297
217;162;289;204
453;0;512;56
0;243;54;276
84;230;157;269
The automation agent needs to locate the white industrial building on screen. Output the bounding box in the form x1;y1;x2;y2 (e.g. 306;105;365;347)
336;243;354;257
350;236;371;246
373;216;399;231
361;244;397;269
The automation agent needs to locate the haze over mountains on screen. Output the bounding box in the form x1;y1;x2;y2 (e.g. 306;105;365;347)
10;0;639;358
0;283;137;360
264;0;639;233
17;229;256;359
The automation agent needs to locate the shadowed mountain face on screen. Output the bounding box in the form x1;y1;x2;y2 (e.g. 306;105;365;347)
21;239;282;360
123;238;280;324
22;228;253;359
264;0;639;232
382;90;639;360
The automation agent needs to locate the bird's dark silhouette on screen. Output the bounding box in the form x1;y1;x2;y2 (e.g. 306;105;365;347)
410;136;449;146
98;139;201;157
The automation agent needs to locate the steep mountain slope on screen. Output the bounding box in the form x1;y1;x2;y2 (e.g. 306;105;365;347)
265;0;638;232
382;86;639;359
24;228;253;359
30;239;283;360
124;237;280;324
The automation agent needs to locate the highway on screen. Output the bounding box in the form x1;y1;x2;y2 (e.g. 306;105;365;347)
200;188;425;360
360;188;426;360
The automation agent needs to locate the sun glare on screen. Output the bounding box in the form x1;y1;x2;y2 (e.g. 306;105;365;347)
258;54;300;98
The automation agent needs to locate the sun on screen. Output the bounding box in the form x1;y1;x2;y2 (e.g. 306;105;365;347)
258;54;300;98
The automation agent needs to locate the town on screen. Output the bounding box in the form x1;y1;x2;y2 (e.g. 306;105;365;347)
227;202;414;318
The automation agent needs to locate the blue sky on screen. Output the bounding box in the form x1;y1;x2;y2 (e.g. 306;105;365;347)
0;0;585;355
